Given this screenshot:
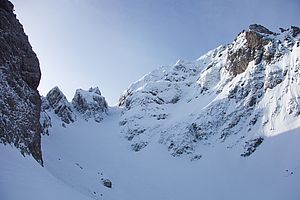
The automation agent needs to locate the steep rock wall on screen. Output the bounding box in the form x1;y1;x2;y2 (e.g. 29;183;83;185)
0;0;42;164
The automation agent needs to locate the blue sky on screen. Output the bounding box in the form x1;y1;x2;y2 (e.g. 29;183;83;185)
11;0;300;104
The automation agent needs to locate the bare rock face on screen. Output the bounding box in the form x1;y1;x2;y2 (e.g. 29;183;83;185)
226;24;271;76
72;87;108;123
249;24;274;35
46;86;76;124
0;0;42;164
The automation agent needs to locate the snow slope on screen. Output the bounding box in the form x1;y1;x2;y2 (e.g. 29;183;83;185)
0;145;91;200
43;110;300;200
2;108;299;200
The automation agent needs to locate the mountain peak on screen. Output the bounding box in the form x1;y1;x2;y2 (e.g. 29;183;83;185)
118;24;300;156
46;86;76;124
88;86;102;95
46;86;68;108
41;86;108;128
72;87;108;123
248;24;274;35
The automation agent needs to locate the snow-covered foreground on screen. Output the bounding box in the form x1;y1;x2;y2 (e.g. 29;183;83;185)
1;107;300;200
0;146;91;200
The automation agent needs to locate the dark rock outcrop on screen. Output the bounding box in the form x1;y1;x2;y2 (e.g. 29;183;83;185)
241;137;264;157
226;24;300;78
0;0;42;164
249;24;274;35
226;24;271;76
291;26;300;37
102;179;112;188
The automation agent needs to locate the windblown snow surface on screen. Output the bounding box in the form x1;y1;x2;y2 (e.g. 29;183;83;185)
1;25;300;200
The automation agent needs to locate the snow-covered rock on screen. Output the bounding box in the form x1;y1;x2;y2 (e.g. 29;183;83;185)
72;87;108;123
45;86;76;124
119;24;300;158
41;86;108;132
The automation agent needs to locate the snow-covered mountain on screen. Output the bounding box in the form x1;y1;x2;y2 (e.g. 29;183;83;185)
119;24;300;159
1;3;300;199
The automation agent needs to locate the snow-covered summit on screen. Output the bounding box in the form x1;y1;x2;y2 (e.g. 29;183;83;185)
72;87;108;123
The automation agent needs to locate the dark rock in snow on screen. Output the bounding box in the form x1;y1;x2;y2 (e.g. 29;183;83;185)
40;112;52;135
0;0;42;164
40;97;52;135
290;26;300;37
287;97;300;116
131;141;148;152
102;179;112;188
279;27;288;33
241;137;264;157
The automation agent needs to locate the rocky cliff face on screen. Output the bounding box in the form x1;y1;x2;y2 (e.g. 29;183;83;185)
0;0;42;164
119;24;300;158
